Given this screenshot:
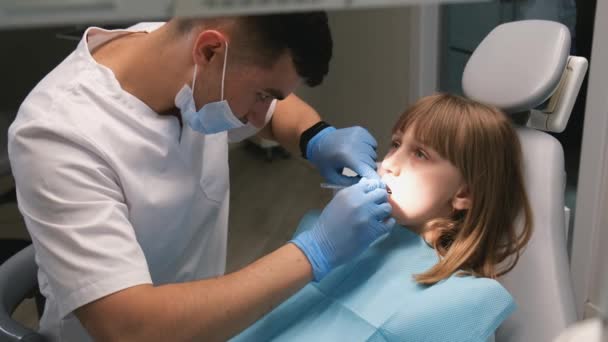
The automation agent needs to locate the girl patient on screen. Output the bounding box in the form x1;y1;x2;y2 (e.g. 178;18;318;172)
233;94;533;342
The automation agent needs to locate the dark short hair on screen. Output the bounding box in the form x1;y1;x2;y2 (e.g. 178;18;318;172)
176;13;332;87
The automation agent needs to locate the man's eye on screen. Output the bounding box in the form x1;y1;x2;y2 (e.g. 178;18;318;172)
256;93;272;102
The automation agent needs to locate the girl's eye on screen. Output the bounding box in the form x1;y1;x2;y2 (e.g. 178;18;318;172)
391;140;401;149
414;148;428;160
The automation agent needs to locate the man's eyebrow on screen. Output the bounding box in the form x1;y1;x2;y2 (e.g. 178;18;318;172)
264;88;286;101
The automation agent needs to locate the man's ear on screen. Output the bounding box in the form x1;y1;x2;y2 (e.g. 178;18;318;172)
452;184;472;211
192;30;225;67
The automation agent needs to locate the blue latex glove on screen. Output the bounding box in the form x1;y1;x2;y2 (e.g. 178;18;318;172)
307;126;379;186
291;178;396;281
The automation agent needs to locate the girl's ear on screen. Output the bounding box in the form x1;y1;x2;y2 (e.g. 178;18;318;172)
452;184;472;211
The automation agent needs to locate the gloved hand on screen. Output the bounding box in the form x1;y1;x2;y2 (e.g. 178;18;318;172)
291;178;396;281
307;126;379;186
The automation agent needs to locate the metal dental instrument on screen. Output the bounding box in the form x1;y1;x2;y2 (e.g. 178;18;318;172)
320;183;392;194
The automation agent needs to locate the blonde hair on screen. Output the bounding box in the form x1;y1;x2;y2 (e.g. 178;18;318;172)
392;94;533;285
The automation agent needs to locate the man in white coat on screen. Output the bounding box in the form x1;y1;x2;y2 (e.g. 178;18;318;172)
8;13;394;341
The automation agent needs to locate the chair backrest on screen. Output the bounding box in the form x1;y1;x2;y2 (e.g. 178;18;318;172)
462;20;586;342
496;127;577;341
0;244;45;341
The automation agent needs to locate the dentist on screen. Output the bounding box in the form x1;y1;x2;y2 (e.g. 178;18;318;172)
8;13;394;341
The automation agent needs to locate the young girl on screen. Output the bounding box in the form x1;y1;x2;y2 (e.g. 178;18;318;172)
232;93;533;341
381;93;532;284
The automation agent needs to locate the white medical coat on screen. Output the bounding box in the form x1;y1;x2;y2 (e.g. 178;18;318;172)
8;22;274;341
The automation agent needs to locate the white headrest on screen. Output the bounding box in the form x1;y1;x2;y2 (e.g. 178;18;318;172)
462;20;570;114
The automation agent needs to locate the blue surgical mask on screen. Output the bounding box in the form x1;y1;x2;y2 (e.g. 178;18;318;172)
175;42;244;134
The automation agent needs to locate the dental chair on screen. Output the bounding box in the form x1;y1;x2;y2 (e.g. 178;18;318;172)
0;244;45;341
462;20;587;341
